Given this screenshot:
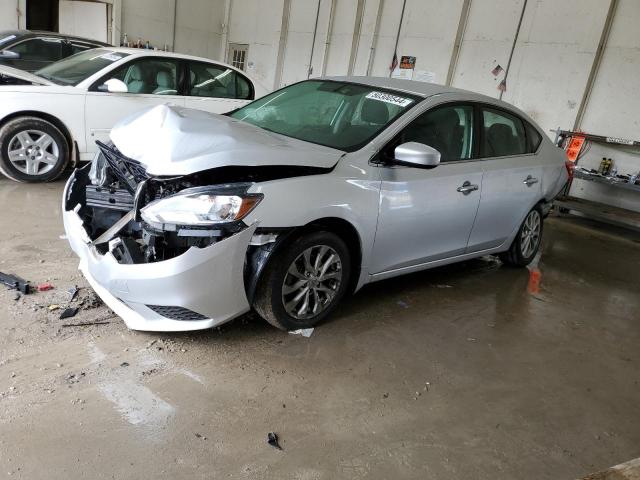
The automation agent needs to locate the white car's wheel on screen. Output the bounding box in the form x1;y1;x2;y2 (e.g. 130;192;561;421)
0;117;70;183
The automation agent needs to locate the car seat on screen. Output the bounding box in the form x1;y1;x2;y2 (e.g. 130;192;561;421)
125;64;146;93
485;123;520;157
153;70;176;95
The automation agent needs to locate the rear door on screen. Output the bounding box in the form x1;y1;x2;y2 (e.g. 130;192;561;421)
184;60;254;114
466;106;543;252
371;103;482;274
84;56;185;154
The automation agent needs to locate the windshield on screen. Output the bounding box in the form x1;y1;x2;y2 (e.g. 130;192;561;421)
35;49;130;86
230;80;419;151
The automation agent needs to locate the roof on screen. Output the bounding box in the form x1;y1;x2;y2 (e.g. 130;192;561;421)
105;47;240;69
0;29;109;46
322;75;526;112
322;76;468;98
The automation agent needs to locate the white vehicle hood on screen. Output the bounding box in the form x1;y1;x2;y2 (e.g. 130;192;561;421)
0;65;54;86
109;104;344;176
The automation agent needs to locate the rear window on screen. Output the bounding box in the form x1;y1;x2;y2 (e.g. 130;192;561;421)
525;121;542;152
481;107;527;157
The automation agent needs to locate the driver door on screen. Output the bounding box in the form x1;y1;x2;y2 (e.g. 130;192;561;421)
370;103;483;274
84;57;185;157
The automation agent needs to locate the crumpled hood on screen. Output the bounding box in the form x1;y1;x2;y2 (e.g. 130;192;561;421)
110;104;344;176
0;64;54;86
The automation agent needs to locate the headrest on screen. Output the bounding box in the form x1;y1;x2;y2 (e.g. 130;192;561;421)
361;99;389;125
487;123;513;140
156;70;174;88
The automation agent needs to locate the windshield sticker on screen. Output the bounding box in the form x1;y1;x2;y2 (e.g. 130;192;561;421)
98;53;124;62
0;35;16;45
366;91;414;107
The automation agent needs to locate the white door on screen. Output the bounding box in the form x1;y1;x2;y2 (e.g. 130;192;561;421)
371;104;482;273
466;107;543;252
184;60;253;114
84;57;185;156
59;1;108;43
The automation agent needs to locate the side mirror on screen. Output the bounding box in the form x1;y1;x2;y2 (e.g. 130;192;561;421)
394;142;441;168
98;78;128;93
0;50;20;60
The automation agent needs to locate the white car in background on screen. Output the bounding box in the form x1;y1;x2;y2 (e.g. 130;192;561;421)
0;47;266;182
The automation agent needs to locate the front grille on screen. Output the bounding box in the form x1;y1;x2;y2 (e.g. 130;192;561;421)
146;305;208;321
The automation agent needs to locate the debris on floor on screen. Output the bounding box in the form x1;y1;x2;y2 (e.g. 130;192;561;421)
289;328;314;338
195;433;207;440
61;320;112;328
48;304;61;311
267;432;282;450
37;283;54;292
59;307;79;319
397;300;410;309
67;286;79;301
0;271;31;294
120;362;129;367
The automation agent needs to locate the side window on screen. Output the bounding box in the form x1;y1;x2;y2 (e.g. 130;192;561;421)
9;38;63;61
188;62;252;100
481;108;527;157
525;121;542;152
107;58;179;95
397;104;474;162
69;41;98;55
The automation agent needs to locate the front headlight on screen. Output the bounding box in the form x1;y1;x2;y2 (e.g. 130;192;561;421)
140;186;262;227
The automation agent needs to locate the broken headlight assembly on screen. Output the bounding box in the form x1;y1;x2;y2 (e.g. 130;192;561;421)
140;185;262;229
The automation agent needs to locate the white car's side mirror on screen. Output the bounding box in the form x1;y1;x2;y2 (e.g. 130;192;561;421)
99;78;128;93
394;142;441;168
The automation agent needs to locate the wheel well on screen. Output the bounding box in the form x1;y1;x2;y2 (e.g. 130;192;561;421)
0;111;74;153
296;217;363;294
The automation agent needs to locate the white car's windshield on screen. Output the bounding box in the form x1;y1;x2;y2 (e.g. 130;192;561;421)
231;80;420;152
36;49;130;86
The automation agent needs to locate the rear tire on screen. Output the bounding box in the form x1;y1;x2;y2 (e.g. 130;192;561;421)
253;231;351;331
500;205;543;267
0;116;70;183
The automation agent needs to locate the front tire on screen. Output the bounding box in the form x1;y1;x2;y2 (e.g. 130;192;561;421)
253;231;351;331
0;116;70;182
500;205;543;267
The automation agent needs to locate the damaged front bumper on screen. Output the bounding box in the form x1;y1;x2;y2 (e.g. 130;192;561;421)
62;170;257;332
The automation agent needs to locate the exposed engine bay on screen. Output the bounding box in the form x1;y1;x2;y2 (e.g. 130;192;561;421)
64;141;328;267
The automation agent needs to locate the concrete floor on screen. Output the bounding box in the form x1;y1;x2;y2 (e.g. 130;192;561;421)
0;176;639;479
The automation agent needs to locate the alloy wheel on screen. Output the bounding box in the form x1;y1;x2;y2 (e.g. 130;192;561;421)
282;245;343;320
7;130;60;176
521;209;541;258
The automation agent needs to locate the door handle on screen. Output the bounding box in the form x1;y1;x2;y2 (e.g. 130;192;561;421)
457;181;479;195
523;175;539;186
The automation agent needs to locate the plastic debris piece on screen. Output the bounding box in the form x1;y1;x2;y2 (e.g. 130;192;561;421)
0;271;31;294
48;304;61;311
120;362;129;367
267;432;282;450
59;307;79;319
67;286;79;301
288;328;314;338
397;300;409;309
37;283;54;292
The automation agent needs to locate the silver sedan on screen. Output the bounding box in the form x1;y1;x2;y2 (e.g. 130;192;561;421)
63;76;569;332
